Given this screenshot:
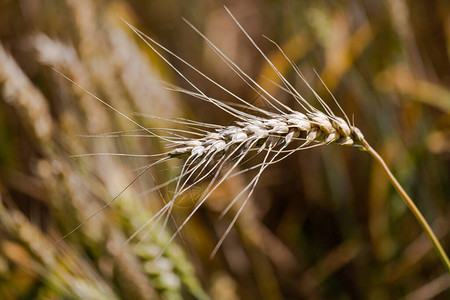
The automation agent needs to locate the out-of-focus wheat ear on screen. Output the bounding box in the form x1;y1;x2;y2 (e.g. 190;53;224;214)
0;196;121;299
361;139;450;274
0;43;53;143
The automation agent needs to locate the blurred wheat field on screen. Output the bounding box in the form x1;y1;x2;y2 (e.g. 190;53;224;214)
0;0;449;299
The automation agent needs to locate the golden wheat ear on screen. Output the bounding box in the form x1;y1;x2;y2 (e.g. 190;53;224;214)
54;7;449;274
116;7;450;272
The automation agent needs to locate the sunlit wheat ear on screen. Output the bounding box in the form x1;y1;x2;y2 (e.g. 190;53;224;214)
123;8;449;271
56;8;449;272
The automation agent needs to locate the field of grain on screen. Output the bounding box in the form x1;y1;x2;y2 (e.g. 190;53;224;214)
0;0;449;299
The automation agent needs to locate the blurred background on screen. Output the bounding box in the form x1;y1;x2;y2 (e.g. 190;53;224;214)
0;0;449;299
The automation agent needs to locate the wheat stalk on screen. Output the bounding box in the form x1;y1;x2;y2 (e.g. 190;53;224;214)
362;140;450;274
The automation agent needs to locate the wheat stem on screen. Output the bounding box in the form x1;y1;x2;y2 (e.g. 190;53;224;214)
362;139;450;274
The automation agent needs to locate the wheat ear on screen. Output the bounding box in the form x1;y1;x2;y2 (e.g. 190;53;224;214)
130;8;450;272
137;9;450;272
54;8;450;274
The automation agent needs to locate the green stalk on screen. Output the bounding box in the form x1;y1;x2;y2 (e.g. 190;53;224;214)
362;139;450;275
